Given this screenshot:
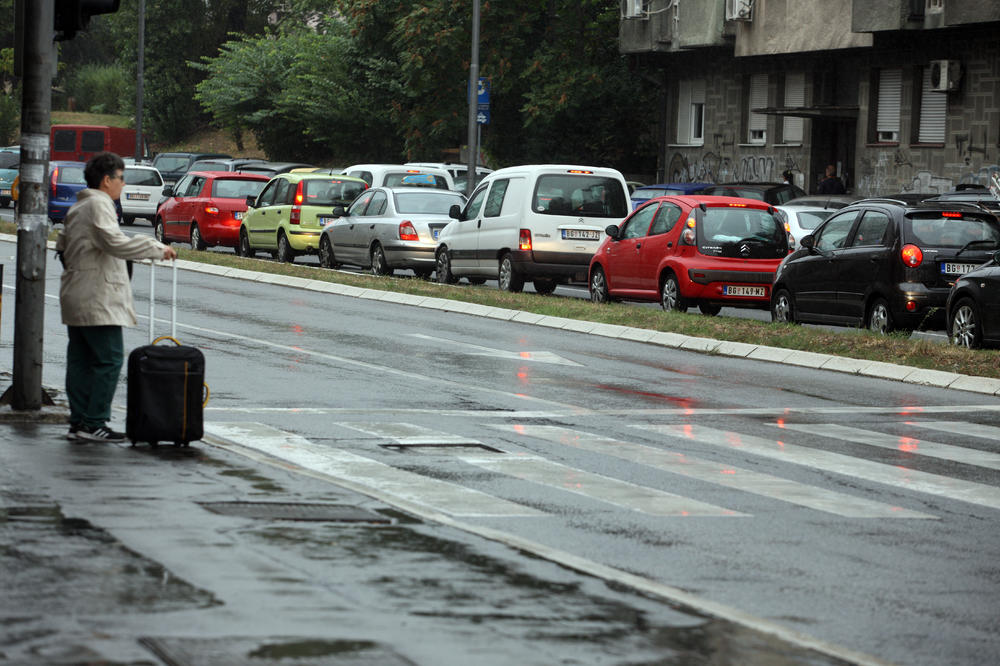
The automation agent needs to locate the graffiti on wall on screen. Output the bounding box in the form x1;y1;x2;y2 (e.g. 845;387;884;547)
667;145;803;186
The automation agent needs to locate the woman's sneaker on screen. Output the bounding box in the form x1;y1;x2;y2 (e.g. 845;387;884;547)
77;425;127;443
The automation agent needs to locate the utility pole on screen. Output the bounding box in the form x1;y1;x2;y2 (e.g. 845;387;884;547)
465;0;480;197
3;0;56;409
134;0;145;162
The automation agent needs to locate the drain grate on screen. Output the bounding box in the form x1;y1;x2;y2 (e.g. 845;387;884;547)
197;502;393;524
380;442;506;454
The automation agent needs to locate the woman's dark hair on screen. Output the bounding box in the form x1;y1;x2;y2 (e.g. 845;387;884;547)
84;152;125;189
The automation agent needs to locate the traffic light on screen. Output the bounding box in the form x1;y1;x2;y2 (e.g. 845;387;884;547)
54;0;121;41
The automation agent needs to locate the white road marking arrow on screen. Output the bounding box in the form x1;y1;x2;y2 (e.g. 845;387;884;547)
408;333;582;366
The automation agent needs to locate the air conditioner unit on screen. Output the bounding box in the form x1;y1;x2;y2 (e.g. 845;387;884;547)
929;60;961;92
726;0;754;21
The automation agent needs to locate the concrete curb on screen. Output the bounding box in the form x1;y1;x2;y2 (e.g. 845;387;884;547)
14;234;1000;398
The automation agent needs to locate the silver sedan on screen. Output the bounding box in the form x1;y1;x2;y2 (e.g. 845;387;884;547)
320;186;466;278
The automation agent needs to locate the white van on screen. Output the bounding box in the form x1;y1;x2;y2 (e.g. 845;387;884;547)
342;164;455;191
433;165;630;293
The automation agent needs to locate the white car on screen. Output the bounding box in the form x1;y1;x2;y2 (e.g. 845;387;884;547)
405;161;492;192
775;204;840;250
342;164;456;191
120;165;164;226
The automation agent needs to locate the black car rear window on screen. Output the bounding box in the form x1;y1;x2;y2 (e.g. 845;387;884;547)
903;213;1000;249
698;206;787;257
302;179;368;206
154;156;192;172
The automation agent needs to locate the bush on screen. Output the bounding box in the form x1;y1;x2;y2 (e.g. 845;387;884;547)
61;63;132;115
0;91;18;145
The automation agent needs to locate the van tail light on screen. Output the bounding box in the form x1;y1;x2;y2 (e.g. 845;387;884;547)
901;244;923;267
398;220;418;241
290;182;303;224
680;217;696;245
51;167;58;197
204;206;220;215
519;228;532;251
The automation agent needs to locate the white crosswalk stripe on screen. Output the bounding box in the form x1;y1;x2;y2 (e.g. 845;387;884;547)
337;422;744;517
776;423;1000;471
489;424;935;519
909;420;1000;443
635;424;1000;511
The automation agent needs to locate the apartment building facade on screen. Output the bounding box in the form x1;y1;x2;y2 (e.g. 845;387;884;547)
620;0;1000;196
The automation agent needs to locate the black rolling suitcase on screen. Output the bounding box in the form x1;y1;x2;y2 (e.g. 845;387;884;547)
126;260;206;447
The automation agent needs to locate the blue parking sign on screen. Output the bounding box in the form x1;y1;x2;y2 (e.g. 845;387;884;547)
477;78;490;105
477;109;490;125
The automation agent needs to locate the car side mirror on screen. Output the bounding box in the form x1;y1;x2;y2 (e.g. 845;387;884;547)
449;204;462;221
605;224;621;240
332;205;347;217
161;187;173;197
245;195;256;208
800;234;815;251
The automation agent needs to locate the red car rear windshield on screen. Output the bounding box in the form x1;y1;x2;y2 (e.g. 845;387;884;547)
698;206;787;257
213;178;267;200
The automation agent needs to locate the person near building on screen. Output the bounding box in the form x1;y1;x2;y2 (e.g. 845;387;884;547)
56;152;177;442
817;164;846;195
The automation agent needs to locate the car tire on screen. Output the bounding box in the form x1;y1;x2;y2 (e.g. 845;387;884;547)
190;223;206;251
153;218;165;243
318;235;339;269
276;231;295;263
699;302;722;316
436;248;458;284
533;278;557;295
498;253;524;293
771;288;796;324
866;297;894;334
121;214;135;226
660;273;688;312
370;243;393;276
238;227;253;258
949;298;982;349
590;266;610;304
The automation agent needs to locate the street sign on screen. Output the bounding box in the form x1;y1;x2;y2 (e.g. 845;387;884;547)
477;109;490;125
477;77;490;106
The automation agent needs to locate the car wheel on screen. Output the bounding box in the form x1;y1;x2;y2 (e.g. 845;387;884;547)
498;253;524;292
238;228;253;258
699;302;722;316
121;214;135;226
318;235;338;269
866;297;894;334
590;266;610;304
949;298;982;349
436;248;458;284
533;278;557;295
660;273;687;312
153;218;165;243
190;223;206;251
370;243;393;276
771;288;796;323
276;231;295;263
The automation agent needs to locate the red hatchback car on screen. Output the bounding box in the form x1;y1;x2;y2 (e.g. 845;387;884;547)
589;195;789;314
155;171;270;250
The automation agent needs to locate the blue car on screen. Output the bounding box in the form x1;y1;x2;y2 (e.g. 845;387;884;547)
48;160;88;223
630;182;712;209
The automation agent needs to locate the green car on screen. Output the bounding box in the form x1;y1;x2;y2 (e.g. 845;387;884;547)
237;172;369;262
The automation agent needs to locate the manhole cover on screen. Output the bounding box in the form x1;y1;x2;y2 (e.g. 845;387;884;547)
197;502;392;523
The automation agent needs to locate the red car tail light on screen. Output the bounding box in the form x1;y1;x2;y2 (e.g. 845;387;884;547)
680;217;696;245
398;221;418;241
290;181;303;224
204;206;220;215
519;228;532;251
901;244;923;267
50;167;58;197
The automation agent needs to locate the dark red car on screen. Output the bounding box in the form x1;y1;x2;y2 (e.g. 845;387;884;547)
589;195;789;314
155;171;270;250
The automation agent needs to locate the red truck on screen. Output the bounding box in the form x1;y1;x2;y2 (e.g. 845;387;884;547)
50;124;150;162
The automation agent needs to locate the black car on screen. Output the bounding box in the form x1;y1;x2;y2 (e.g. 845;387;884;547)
151;152;231;187
697;182;807;205
770;198;1000;333
946;249;1000;348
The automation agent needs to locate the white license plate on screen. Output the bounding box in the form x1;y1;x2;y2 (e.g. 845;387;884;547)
941;262;978;275
318;216;334;226
126;193;149;201
723;285;766;297
234;211;243;220
0;189;10;197
561;229;600;240
432;229;440;240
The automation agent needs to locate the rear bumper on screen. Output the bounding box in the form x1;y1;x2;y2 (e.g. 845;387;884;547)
510;249;592;282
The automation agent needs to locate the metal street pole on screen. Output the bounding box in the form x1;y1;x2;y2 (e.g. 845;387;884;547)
134;0;145;161
5;0;55;409
465;0;480;197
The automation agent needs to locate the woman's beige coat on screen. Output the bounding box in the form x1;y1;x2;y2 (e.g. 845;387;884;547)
57;188;169;327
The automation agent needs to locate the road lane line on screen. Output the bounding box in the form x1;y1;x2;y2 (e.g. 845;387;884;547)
203;422;543;518
490;424;935;519
777;423;1000;471
909;420;1000;443
635;424;1000;511
337;422;745;517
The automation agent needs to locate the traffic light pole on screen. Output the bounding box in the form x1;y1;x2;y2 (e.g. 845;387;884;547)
3;0;56;409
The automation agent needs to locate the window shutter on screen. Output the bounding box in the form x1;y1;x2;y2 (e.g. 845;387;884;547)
876;68;902;140
918;67;946;143
677;80;691;144
748;74;768;141
783;73;804;143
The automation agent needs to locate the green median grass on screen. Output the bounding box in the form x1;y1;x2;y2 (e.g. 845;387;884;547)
7;220;998;381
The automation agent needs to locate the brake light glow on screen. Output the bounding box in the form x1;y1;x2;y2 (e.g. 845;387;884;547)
941;211;962;218
294;181;304;205
519;228;532;251
727;203;748;208
681;217;696;245
50;167;58;196
204;206;220;215
905;300;917;312
566;169;594;175
290;182;303;224
901;244;923;267
399;221;418;241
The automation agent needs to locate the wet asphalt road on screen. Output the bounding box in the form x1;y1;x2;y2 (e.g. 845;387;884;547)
1;232;998;665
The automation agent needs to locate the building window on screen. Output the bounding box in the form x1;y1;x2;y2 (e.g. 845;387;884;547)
926;0;944;12
677;79;705;146
624;0;644;18
916;66;946;143
782;73;805;144
875;68;902;143
748;73;768;144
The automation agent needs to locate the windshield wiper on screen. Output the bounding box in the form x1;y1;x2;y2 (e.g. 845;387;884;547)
954;239;997;257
